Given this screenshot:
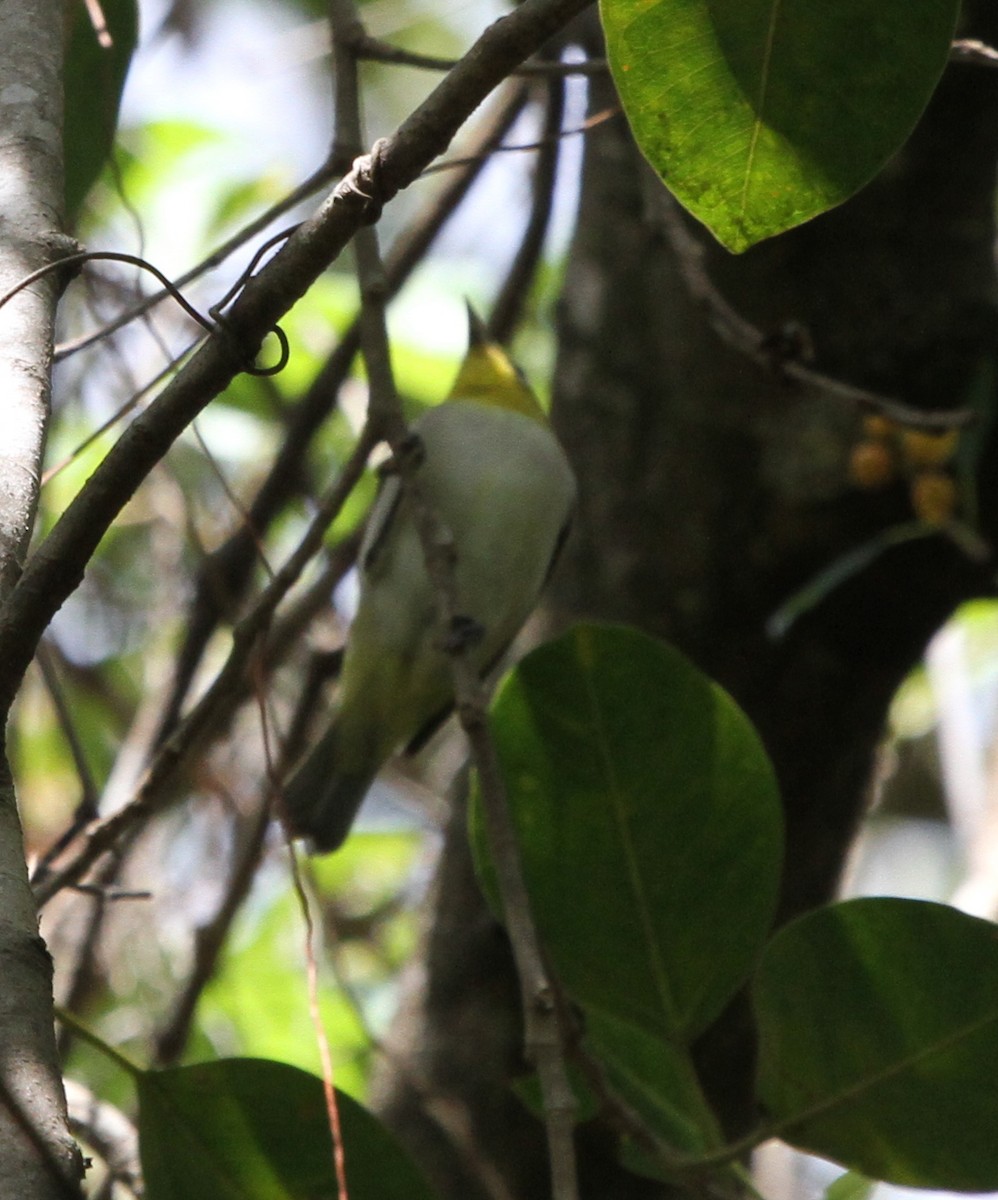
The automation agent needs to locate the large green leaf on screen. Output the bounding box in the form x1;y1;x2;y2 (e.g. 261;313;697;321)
477;622;783;1040
64;0;138;223
138;1059;436;1200
754;897;998;1190
583;1007;725;1169
600;0;959;251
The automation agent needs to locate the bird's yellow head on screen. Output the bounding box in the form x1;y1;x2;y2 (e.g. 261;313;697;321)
446;306;549;424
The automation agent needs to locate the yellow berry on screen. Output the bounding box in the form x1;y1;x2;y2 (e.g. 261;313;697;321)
848;440;897;489
899;428;960;468
861;413;897;440
910;471;958;526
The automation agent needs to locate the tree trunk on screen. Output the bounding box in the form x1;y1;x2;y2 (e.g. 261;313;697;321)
0;0;84;1194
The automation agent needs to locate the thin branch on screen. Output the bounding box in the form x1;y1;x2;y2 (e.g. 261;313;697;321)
339;7;580;1185
153;793;271;1065
423;103;619;179
35;643;100;815
54;851;131;1064
489;66;567;343
64;1081;140;1198
317;846;521;1200
358;215;587;1184
54;162;341;363
80;0;113;48
33;430;376;906
650;184;973;431
35;530;359;907
353;34;607;77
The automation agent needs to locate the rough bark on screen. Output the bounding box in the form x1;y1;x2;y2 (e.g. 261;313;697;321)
0;0;84;1195
376;8;998;1199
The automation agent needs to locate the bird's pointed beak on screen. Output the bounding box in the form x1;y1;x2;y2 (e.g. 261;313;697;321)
465;301;490;348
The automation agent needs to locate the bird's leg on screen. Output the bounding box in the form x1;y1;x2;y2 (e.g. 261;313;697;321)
440;613;485;654
381;430;425;477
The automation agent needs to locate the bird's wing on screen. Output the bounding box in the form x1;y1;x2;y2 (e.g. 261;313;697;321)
543;510;574;587
403;509;574;757
360;471;404;574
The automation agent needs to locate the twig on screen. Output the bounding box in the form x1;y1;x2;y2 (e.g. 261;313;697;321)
35;530;358;901
651;185;973;431
424;104;619;179
353;33;607;77
359;220;585;1190
341;14;580;1188
489;65;567;343
153;793;271;1065
32;430;375;906
35;642;100;816
80;0;112;48
42;342;197;486
317;843;521;1200
334;0;581;1185
54;163;341;362
53;852;125;1063
64;1080;140;1198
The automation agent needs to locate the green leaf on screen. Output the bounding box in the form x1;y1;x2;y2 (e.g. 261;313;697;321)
824;1171;875;1200
584;1008;725;1164
138;1059;436;1200
600;0;959;251
64;0;138;223
477;622;783;1040
754;897;998;1190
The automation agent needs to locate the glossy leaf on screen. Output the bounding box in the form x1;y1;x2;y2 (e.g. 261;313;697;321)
139;1058;436;1200
601;0;958;250
754;898;998;1190
476;622;783;1040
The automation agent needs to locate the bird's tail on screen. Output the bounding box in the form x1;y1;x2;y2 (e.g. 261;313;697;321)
281;723;377;853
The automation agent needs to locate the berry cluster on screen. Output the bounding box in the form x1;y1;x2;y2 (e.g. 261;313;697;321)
848;413;960;526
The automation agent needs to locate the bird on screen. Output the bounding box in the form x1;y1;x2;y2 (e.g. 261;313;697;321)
281;308;577;852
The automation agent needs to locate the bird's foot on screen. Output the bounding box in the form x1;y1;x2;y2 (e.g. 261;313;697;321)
440;614;485;654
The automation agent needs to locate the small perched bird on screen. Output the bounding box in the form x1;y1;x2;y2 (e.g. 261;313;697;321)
282;309;577;852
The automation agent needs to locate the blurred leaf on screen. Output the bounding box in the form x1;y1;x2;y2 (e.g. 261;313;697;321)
206;173;291;240
767;522;932;640
890;599;998;740
474;623;783;1040
199;833;418;1090
197;886;367;1087
825;1171;875;1200
754;897;998;1189
65;0;138;222
139;1058;436;1200
111;120;225;210
601;0;958;250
